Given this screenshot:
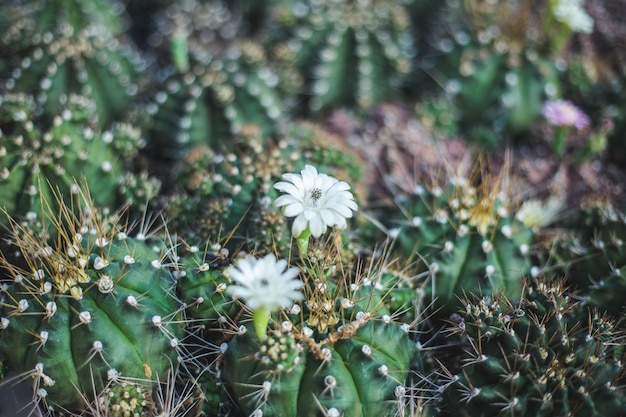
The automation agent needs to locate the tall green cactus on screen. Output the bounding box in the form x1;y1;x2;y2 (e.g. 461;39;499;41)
442;277;626;416
0;187;185;414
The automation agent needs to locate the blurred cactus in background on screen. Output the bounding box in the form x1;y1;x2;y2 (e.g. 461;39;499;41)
429;0;571;146
0;0;144;127
266;0;416;114
0;93;148;224
144;41;284;162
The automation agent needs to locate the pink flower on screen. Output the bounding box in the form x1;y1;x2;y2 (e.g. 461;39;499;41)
542;99;590;130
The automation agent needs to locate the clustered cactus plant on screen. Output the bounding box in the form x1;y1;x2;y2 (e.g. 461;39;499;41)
443;277;626;417
2;0;626;416
0;93;145;224
381;174;534;316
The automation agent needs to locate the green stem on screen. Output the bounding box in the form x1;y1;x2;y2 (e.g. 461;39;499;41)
253;307;271;341
553;126;568;156
171;25;189;73
296;229;311;259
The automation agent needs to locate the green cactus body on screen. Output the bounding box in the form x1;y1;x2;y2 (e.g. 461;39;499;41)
432;0;561;145
223;318;415;417
176;249;239;335
443;279;626;417
268;0;415;112
164;128;292;253
221;256;418;417
146;42;283;161
0;0;127;41
0;93;142;222
2;23;142;127
552;201;626;314
388;180;533;316
0;197;184;413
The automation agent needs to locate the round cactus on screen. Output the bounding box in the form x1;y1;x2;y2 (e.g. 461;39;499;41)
430;0;561;146
267;0;415;113
223;318;415;417
442;277;626;417
383;177;534;316
0;93;145;224
163;122;363;255
144;40;284;162
550;200;626;315
0;188;185;413
219;239;420;417
1;5;143;127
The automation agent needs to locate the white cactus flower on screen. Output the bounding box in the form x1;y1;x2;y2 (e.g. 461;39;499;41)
225;254;303;312
274;165;358;238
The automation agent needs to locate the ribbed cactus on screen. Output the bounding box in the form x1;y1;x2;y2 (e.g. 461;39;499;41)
162;127;292;254
0;0;142;127
551;200;626;315
385;177;533;316
267;0;415;113
431;0;561;145
0;188;185;414
442;278;626;416
0;93;144;223
145;39;284;161
219;237;419;417
176;246;238;338
149;0;243;57
223;318;415;417
0;0;127;40
164;122;363;255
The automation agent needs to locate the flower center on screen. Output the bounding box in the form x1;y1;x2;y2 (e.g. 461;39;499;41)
310;188;323;206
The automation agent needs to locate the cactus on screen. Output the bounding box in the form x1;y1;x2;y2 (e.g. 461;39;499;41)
0;186;185;414
0;0;127;41
0;93;146;224
164;122;363;255
218;234;420;417
149;0;243;58
430;0;562;145
550;200;626;315
144;37;284;162
442;278;626;417
267;0;415;113
383;175;534;316
0;3;143;127
175;245;238;338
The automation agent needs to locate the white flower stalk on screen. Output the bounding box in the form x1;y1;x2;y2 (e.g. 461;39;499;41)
225;254;303;341
274;165;357;254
